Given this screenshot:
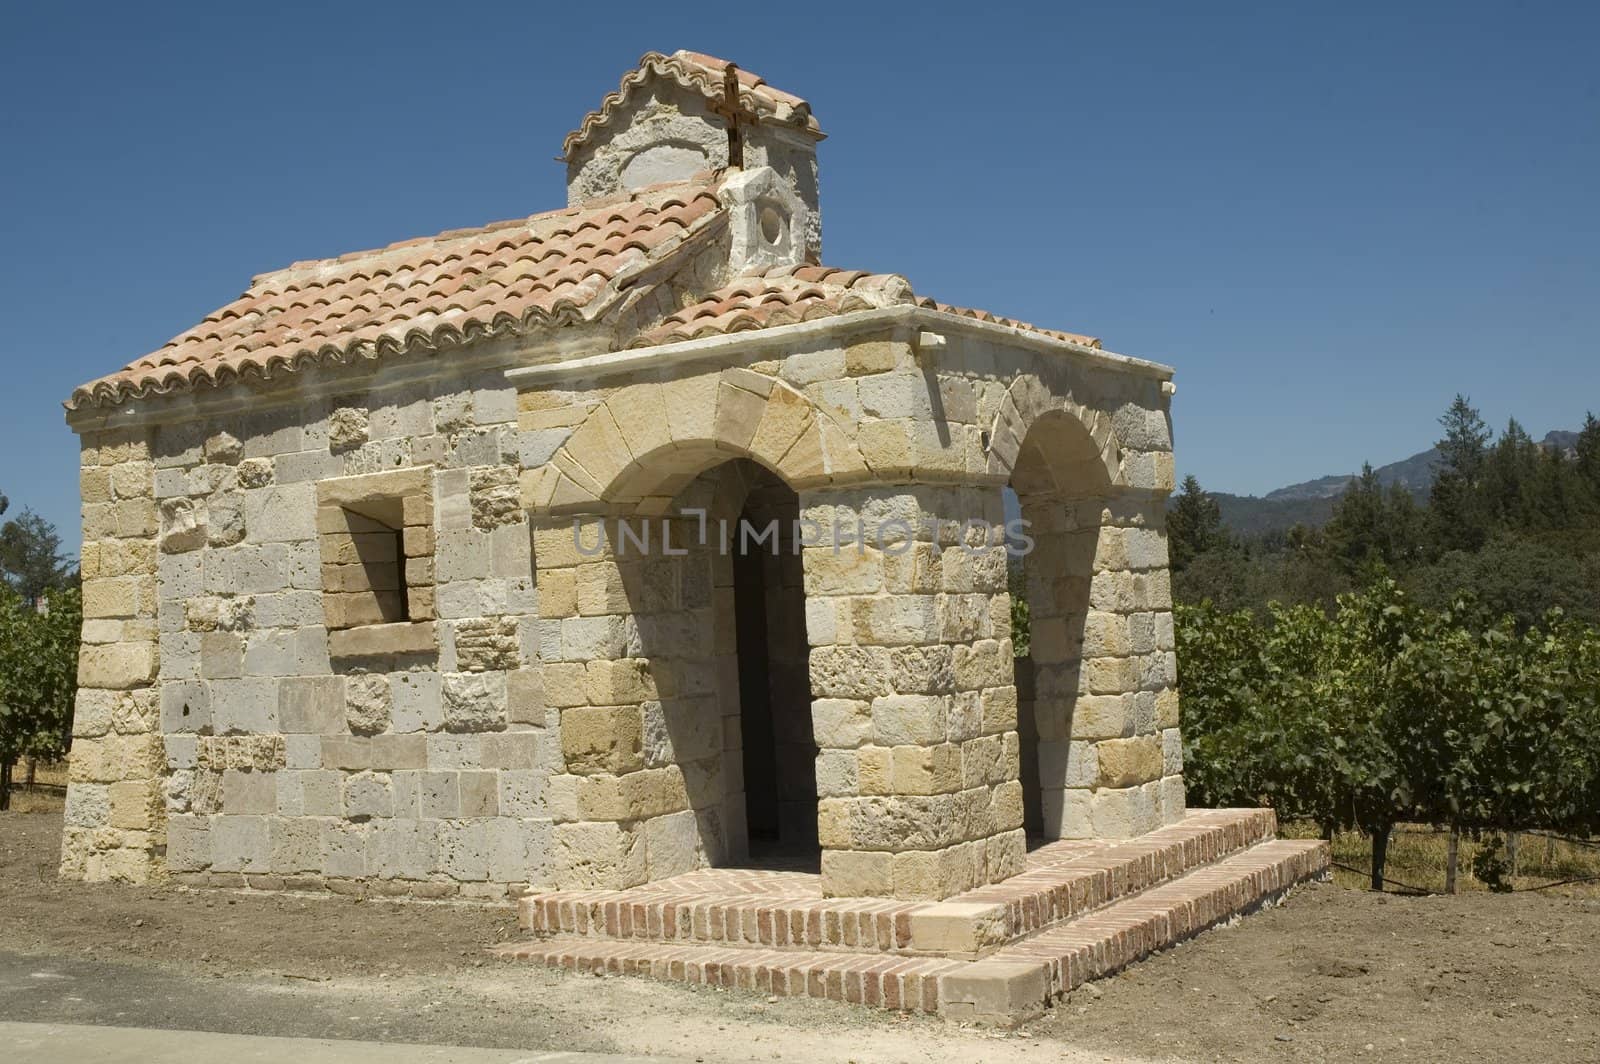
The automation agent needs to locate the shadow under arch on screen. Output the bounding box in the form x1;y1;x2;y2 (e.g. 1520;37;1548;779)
598;450;820;873
1006;408;1117;841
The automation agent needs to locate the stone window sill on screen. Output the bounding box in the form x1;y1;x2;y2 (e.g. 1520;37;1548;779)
328;621;436;662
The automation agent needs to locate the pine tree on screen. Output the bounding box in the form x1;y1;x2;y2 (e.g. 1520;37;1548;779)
1577;413;1600;496
1429;395;1492;554
1325;465;1386;574
1325;465;1426;576
0;510;70;602
1168;475;1227;571
1383;484;1426;568
1528;443;1582;530
1483;418;1540;530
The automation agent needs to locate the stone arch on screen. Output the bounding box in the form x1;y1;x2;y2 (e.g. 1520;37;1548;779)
984;372;1122;491
534;451;820;882
1001;385;1128;842
527;367;868;515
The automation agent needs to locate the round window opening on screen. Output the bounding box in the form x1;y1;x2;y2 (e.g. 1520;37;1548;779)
758;205;785;244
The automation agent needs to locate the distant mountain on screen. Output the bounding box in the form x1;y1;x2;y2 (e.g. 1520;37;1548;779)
1194;428;1579;536
1544;429;1580;456
1264;447;1440;503
1207;491;1339;538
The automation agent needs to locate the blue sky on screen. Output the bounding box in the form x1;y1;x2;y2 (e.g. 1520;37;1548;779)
3;2;1596;552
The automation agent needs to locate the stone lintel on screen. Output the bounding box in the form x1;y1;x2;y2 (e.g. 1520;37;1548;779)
328;621;436;661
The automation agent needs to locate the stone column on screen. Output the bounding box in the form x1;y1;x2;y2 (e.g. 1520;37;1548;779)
801;483;1025;901
60;427;166;882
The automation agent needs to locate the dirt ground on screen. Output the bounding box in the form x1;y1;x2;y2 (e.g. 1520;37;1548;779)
4;810;1598;1063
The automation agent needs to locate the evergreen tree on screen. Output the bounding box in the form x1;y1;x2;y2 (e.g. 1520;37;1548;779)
1429;395;1492;554
1325;465;1425;577
1383;483;1425;568
1529;444;1584;530
1482;418;1541;529
1168;475;1227;571
1324;465;1387;574
0;511;71;602
1577;412;1600;496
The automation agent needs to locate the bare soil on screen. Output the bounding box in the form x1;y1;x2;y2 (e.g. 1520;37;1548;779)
4;809;1598;1062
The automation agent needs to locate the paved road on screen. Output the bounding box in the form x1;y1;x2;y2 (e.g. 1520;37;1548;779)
0;951;677;1063
0;1022;671;1063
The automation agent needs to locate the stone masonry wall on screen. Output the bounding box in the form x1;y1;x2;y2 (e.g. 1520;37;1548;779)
1020;492;1183;838
523;322;1185;898
63;314;1183;899
801;484;1027;900
62;427;165;882
62;358;555;897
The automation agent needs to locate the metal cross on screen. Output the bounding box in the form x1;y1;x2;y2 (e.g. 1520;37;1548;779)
708;62;759;170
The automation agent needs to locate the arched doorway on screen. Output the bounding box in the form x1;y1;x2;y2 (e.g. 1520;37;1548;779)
1006;410;1115;840
602;455;819;871
728;468;818;865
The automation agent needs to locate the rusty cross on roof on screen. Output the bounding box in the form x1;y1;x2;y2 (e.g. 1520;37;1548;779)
707;62;759;170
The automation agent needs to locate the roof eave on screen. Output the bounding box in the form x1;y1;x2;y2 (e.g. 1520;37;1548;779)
507;304;1175;389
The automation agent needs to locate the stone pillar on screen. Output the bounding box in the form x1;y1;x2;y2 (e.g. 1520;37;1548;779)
801;483;1025;901
60;427;166;882
1025;491;1184;839
531;513;727;888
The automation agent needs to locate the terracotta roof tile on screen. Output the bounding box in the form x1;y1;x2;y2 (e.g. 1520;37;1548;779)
69;182;724;410
630;265;1101;350
912;298;1102;348
563;50;823;159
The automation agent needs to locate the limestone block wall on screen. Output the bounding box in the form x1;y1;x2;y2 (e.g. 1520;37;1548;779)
801;484;1026;900
62;307;1186;899
522;316;1186;899
528;510;733;889
62;359;555;897
1019;493;1183;839
62;427;165;882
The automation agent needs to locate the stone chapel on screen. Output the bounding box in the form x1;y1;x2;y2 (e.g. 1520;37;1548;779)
61;51;1325;1020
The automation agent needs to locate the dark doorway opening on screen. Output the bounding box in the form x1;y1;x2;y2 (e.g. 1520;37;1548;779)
731;481;818;868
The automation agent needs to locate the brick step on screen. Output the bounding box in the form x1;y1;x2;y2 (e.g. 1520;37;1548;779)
491;936;965;1014
514;808;1277;958
493;836;1330;1024
958;838;1331;1019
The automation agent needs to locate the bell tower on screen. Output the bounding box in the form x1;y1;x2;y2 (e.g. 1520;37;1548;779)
563;51;825;263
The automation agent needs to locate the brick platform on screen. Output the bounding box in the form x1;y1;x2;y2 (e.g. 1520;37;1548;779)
493;809;1330;1022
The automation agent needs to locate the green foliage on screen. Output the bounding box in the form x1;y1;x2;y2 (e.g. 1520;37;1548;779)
1008;562;1030;658
1470;835;1514;893
1174;400;1600;625
1178;583;1600;850
0;509;73;601
1167;475;1228;571
0;585;81;808
1323;465;1425;576
1405;532;1600;629
1173;398;1600;883
1429;394;1493;554
1577;413;1600;494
